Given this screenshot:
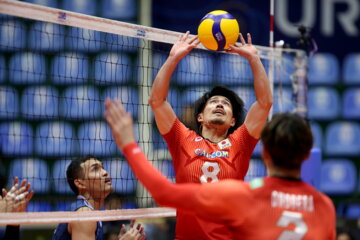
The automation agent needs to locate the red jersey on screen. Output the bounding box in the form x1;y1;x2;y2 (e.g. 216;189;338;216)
123;143;336;240
164;119;257;240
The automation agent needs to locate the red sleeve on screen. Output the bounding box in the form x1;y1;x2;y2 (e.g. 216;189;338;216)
122;143;248;223
231;124;258;156
123;142;201;211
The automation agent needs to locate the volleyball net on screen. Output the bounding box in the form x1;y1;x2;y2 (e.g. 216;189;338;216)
0;0;307;225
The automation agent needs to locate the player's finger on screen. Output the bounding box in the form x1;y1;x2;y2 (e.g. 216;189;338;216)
13;177;19;186
20;179;27;188
27;191;34;201
139;225;144;234
239;33;246;46
188;35;198;44
191;38;201;47
247;33;252;45
129;219;136;229
118;224;126;237
139;233;147;240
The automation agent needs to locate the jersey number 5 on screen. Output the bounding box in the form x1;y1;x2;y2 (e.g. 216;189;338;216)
277;211;308;240
200;162;220;183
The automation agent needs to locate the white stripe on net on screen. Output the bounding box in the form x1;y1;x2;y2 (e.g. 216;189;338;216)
0;207;176;225
0;0;302;60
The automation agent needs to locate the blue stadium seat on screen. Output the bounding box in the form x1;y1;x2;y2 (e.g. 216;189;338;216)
102;33;139;52
35;122;76;157
182;86;210;106
0;122;33;156
175;52;214;87
152;127;167;150
0;20;26;51
0;86;19;119
51;52;89;85
320;159;356;195
54;201;72;211
28;22;65;52
342;88;360;120
152;160;175;182
167;88;183;117
272;87;294;113
78;121;117;156
8;158;50;194
94;53;132;85
26;201;52;212
345;204;360;219
60;86;101;120
233;87;255;111
244;159;266;182
100;0;137;20
52;159;72;194
152;53;167;80
343;53;360;85
102;87;139;119
308;53;339;85
9;52;46;84
310;122;323;149
325;122;360;156
23;0;57;7
66;27;102;52
0;56;5;83
301;148;322;188
217;54;252;85
103;159;136;194
62;0;96;15
308;87;340;120
21;86;59;120
252;141;263;157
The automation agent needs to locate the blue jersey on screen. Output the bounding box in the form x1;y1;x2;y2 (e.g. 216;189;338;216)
52;197;104;240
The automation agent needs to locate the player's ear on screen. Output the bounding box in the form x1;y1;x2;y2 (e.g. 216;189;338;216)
74;179;86;191
197;113;204;123
230;117;235;127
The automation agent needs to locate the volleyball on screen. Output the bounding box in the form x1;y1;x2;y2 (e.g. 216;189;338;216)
197;10;240;51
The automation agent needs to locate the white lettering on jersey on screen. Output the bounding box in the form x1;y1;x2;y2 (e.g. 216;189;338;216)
271;190;314;212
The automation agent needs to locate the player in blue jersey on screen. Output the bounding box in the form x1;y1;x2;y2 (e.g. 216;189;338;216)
52;155;146;240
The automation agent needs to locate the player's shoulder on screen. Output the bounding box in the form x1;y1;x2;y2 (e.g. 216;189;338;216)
75;206;93;212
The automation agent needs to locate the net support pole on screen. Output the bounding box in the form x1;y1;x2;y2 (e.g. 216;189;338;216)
268;0;275;119
137;0;155;208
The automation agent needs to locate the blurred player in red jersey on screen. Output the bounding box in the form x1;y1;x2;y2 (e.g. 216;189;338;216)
148;31;272;239
105;99;336;240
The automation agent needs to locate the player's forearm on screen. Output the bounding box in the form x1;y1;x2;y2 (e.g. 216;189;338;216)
122;142;199;210
148;57;179;109
249;55;273;109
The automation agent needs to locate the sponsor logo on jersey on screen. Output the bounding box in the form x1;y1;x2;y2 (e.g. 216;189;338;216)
194;148;229;159
194;137;203;142
218;138;231;149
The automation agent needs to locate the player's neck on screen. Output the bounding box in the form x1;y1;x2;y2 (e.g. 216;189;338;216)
268;168;301;180
82;193;104;210
201;125;228;143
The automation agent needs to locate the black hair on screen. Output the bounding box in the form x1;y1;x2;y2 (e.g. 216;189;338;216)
193;86;245;136
66;155;99;195
261;113;313;170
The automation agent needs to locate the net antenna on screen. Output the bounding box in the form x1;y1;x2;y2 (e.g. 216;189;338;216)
0;0;307;225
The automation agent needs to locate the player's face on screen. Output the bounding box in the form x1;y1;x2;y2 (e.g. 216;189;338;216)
80;158;113;199
199;95;235;127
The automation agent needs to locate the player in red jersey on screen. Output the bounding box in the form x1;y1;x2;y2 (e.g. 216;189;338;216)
105;99;336;240
148;32;272;239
